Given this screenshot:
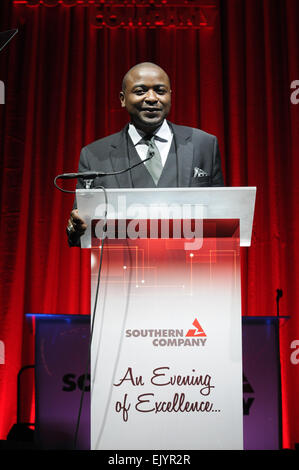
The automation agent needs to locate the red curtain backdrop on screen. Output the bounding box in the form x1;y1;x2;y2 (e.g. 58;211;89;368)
0;0;298;448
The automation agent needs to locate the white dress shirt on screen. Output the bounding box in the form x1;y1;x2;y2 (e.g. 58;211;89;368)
128;120;173;167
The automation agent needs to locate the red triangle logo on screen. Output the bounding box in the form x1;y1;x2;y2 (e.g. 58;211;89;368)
186;318;206;337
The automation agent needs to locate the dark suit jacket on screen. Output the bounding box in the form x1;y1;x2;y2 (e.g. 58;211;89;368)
68;121;224;245
76;121;224;189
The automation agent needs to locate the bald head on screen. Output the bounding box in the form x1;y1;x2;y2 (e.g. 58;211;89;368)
119;62;172;133
122;62;171;92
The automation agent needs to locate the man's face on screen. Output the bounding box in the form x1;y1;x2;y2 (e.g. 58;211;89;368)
120;65;172;132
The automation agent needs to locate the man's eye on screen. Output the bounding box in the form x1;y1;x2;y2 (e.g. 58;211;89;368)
134;89;145;95
156;89;167;94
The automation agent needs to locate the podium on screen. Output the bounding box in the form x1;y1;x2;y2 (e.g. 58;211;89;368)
77;187;256;450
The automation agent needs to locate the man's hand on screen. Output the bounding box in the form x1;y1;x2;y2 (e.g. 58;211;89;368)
67;209;87;238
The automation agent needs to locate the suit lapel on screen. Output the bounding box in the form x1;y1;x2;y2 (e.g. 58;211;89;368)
157;138;177;187
109;126;133;188
168;122;194;187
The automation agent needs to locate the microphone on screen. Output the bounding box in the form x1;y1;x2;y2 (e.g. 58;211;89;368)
276;289;283;301
276;288;283;317
54;153;155;193
56;171;104;180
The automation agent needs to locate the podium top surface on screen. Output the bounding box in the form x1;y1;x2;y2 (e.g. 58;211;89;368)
76;187;256;248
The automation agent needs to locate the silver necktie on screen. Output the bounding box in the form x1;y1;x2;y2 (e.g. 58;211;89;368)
142;135;163;185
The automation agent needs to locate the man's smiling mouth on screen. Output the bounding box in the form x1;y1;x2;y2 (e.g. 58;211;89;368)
142;108;162;112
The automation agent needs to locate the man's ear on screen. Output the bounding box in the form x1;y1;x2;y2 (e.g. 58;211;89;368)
119;91;126;108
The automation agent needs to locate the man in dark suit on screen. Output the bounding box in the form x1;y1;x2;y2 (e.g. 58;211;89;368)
67;62;224;245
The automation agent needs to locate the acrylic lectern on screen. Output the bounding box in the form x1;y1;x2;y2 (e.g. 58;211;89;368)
76;187;256;450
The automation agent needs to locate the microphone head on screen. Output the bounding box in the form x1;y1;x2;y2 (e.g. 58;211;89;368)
276;289;283;299
58;171;101;180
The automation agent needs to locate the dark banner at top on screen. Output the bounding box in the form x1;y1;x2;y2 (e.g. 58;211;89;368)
13;1;216;5
13;1;218;29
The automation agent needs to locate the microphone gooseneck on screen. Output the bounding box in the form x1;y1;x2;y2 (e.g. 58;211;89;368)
54;153;155;193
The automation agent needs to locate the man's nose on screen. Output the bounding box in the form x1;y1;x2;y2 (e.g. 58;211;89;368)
144;89;158;103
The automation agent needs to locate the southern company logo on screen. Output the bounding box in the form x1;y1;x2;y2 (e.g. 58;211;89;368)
125;318;207;347
186;318;207;337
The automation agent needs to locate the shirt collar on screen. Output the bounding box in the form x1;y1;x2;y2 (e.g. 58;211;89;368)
128;120;172;145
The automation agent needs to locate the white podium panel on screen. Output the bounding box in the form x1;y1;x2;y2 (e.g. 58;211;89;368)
77;187;256;248
90;221;243;450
